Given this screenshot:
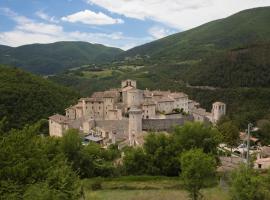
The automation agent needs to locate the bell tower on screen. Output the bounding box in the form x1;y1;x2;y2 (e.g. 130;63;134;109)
128;107;143;146
211;102;226;123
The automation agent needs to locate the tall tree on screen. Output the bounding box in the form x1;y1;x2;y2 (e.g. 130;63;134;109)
181;149;216;200
218;121;239;160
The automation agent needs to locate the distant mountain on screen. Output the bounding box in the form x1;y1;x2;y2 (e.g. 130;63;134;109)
0;41;123;75
119;7;270;63
0;65;79;129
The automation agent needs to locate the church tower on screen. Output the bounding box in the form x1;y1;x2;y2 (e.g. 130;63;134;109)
211;102;226;123
128;107;143;146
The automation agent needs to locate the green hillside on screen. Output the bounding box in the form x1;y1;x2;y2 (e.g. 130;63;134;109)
119;7;270;63
0;65;79;130
184;43;270;87
0;41;123;75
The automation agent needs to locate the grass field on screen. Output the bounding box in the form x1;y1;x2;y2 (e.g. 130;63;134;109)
83;176;230;200
82;70;114;78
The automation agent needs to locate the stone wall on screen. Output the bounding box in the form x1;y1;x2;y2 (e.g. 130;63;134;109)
142;116;193;131
95;118;129;137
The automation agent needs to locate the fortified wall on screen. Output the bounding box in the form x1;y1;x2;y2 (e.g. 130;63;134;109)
142;116;193;132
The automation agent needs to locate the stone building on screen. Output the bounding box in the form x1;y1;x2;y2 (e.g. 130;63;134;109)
49;79;226;146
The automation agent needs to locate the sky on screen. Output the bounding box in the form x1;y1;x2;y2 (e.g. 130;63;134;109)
0;0;269;50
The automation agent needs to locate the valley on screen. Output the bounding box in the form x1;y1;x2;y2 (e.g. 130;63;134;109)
1;4;270;200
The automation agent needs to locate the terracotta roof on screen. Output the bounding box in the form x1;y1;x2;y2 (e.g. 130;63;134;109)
49;114;70;124
65;105;76;110
157;96;174;103
152;90;170;96
239;132;259;142
143;90;152;97
169;92;188;99
81;97;104;102
213;101;225;105
122;86;136;92
92;90;119;98
192;108;211;116
189;100;200;106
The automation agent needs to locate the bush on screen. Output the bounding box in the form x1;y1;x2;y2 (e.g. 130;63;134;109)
91;179;102;191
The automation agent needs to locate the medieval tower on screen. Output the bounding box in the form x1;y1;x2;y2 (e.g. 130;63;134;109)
128;107;143;146
211;102;226;123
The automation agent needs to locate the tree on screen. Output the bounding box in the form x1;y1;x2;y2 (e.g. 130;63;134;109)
123;148;149;175
181;149;216;200
218;121;239;160
174;122;222;154
230;165;268;200
0;117;9;136
0;124;81;199
144;133;181;176
257;119;270;144
61;129;82;163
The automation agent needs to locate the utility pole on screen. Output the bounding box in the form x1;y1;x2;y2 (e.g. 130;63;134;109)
246;123;252;168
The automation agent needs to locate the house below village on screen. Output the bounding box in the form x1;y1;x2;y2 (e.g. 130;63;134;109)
255;146;270;169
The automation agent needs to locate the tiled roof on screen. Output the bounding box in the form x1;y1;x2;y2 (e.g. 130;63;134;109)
122;86;136;92
81;97;104;102
92;90;119;98
192;108;211;116
152;90;170;96
157;96;174;102
169;92;188;99
213;101;225;105
49;114;70;124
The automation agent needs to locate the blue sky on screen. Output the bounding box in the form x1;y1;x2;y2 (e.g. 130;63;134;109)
0;0;269;50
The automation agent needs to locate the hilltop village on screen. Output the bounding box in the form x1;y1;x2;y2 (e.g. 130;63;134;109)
49;80;226;146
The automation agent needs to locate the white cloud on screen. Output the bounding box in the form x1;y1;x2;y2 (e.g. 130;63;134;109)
0;9;147;50
148;26;175;39
36;11;59;23
87;0;270;30
61;10;124;25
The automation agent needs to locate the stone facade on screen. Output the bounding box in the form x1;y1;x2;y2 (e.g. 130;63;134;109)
49;79;226;146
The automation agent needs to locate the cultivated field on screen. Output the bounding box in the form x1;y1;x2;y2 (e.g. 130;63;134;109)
83;176;230;200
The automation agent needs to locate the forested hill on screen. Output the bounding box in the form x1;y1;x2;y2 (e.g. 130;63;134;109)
119;6;270;63
182;42;270;88
0;41;123;75
0;65;79;130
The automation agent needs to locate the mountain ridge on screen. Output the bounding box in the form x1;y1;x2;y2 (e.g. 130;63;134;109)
119;6;270;62
0;41;123;75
